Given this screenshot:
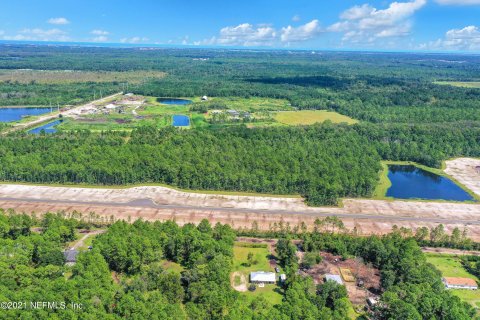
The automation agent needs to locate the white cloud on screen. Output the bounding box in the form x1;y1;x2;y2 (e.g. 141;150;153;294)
435;0;480;4
91;29;109;35
420;25;480;50
3;28;69;41
328;0;426;44
47;17;69;25
215;23;277;46
195;20;323;47
0;30;4;36
92;36;108;42
292;14;301;22
281;20;322;42
120;36;149;44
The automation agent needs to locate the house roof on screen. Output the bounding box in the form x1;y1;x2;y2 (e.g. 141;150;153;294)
325;274;344;285
443;277;478;287
64;249;79;262
250;272;276;282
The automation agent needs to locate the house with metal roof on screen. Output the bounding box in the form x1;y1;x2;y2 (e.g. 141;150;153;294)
325;274;344;285
250;271;276;284
443;277;478;290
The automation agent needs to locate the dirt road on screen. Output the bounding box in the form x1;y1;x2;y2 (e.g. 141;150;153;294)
0;158;479;239
3;92;122;134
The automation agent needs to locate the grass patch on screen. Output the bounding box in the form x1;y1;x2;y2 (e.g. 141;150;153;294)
232;242;283;305
160;260;184;274
274;110;358;125
426;254;479;280
201;97;293;112
426;254;480;309
372;162;391;199
434;81;480;89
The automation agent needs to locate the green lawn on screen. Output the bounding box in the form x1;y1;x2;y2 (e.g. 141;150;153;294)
426;254;478;280
274;110;358;125
231;242;283;305
426;254;480;309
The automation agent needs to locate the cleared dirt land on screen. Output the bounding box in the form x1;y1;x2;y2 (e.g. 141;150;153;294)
0;158;479;239
444;158;480;197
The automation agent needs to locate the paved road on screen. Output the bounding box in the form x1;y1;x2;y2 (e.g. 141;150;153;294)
1;196;479;226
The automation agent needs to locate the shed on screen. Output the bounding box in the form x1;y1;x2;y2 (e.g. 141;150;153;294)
250;272;276;284
443;277;478;290
105;103;117;109
64;249;79;266
325;274;344;285
280;274;287;282
201;95;208;101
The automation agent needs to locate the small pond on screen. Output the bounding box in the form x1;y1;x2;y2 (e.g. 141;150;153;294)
28;120;63;134
386;165;474;201
172;115;190;127
157;98;192;105
0;107;52;122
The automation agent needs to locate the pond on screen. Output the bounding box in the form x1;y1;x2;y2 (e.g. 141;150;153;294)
386;165;474;201
172;115;190;127
157;98;192;105
0;107;52;122
28;120;63;134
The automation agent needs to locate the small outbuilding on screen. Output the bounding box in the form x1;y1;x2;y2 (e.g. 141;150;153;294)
250;272;276;284
105;103;117;110
325;274;344;285
201;95;209;101
443;277;478;290
64;249;79;266
280;274;287;283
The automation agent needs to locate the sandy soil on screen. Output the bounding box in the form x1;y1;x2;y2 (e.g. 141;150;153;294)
444;158;480;197
231;272;248;292
0;158;479;239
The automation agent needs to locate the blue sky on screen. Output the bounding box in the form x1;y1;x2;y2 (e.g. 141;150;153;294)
1;0;480;51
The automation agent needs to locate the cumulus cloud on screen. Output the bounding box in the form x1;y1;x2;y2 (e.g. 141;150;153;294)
419;25;480;50
292;14;301;22
281;20;322;42
194;20;322;47
328;0;426;43
2;28;69;41
435;0;480;4
91;36;108;42
91;29;109;35
47;17;69;25
120;36;149;44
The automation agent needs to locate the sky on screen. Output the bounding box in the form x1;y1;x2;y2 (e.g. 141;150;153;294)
1;0;480;52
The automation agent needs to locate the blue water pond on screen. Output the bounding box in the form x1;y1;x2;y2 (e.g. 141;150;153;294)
158;98;192;105
28;120;63;134
172;115;190;127
0;107;52;122
386;165;474;201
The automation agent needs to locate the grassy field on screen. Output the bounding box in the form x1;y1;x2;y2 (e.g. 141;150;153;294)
274;110;358;125
426;254;480;308
434;81;480;88
160;260;184;274
0;69;166;84
231;242;283;305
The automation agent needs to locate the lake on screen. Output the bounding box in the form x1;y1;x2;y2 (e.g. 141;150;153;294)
0;107;52;122
172;115;190;127
28;120;62;134
386;165;474;201
158;98;192;105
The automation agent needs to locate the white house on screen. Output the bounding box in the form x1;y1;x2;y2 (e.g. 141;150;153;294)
443;277;478;290
250;272;276;284
325;274;344;285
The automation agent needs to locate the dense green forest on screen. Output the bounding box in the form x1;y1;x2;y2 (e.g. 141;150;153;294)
1;44;480;203
0;211;475;319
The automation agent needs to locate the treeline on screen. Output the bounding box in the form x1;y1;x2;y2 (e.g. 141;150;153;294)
0;124;381;205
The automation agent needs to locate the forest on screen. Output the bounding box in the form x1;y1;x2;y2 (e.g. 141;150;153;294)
0;44;480;202
0;210;476;319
